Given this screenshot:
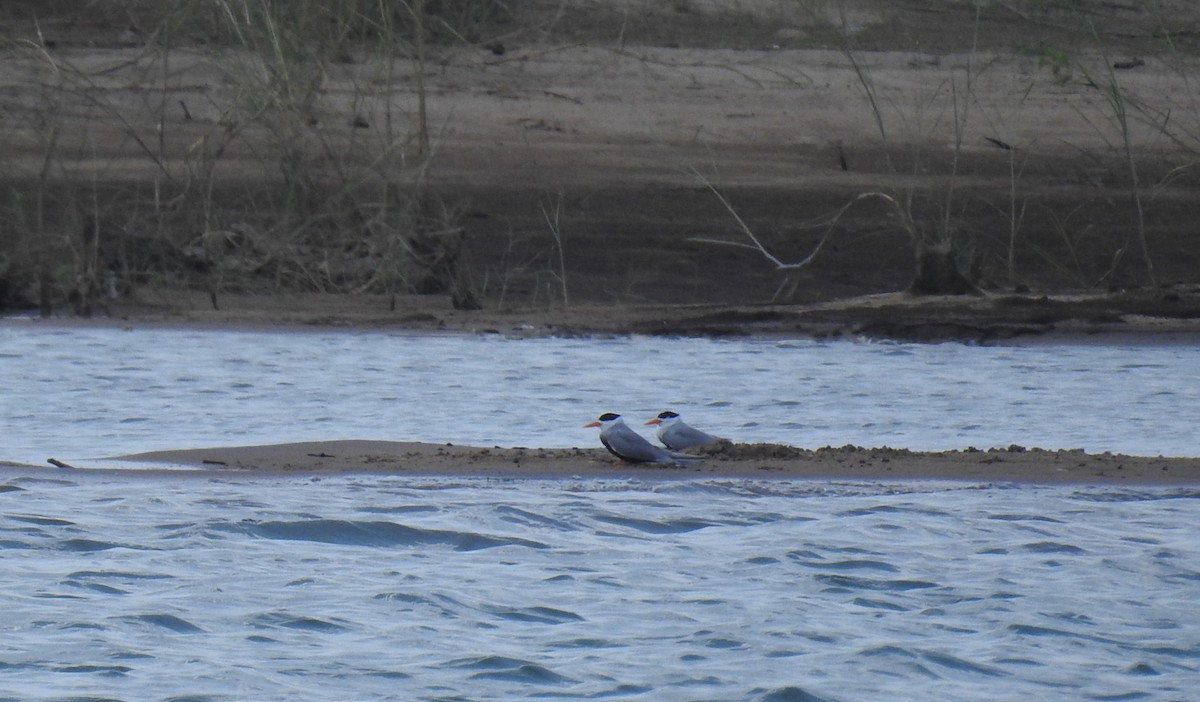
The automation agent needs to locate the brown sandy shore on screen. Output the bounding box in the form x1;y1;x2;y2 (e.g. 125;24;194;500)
4;440;1199;485
17;287;1200;345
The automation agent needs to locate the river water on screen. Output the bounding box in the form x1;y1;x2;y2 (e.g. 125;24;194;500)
2;322;1199;700
2;322;1199;464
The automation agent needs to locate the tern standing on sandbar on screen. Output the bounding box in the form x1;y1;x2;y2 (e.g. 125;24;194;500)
645;410;722;451
584;413;699;465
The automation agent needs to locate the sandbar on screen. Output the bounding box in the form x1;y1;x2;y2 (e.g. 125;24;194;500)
19;440;1187;484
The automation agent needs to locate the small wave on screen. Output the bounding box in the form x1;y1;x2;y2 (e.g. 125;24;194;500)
10;476;78;488
52;664;133;676
591;513;716;535
1070;488;1200;503
8;514;75;526
921;650;1007;677
988;513;1065;523
196;497;270;509
66;570;174;581
1141;644;1200;660
1007;624;1122;646
120;613;205;633
791;558;900;573
587;683;654;697
853;597;909;611
374;592;469;619
479;604;584;625
215;519;548;551
838;504;952;518
815;574;938;591
417;594;584;625
0;660;41;673
66;579;129;595
469;663;575;684
995;656;1045;667
357;504;440;515
756;686;839;702
547;637;625;649
495;505;576;531
362;670;412;680
373;592;433;606
447;655;575;684
251;611;349;632
1125;662;1159;676
34;592;87;600
447;654;532;670
57;538;125;552
858;645;917;658
1018;541;1086;554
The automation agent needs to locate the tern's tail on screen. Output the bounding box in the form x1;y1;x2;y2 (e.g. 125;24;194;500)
666;452;704;466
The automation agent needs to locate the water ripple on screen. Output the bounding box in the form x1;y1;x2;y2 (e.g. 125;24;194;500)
814;574;940;591
251;612;350;632
590;512;717;534
756;685;838;702
6;325;1200;462
118;613;205;634
213;518;548;551
791;558;900;573
0;473;1197;700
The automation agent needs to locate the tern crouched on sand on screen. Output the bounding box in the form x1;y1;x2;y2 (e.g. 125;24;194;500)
645;411;722;451
584;413;700;465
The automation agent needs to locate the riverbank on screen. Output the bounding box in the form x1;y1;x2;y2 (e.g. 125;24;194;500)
2;3;1198;324
21;285;1200;344
3;440;1197;485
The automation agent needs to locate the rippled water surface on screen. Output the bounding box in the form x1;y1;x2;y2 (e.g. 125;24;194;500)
3;323;1200;700
3;473;1199;701
3;322;1200;464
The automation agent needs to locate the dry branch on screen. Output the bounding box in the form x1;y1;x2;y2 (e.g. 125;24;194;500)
688;168;897;272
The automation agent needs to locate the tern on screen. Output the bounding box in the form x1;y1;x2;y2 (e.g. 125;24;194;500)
645;410;721;451
584;413;699;465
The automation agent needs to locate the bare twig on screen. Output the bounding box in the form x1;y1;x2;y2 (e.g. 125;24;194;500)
540;193;569;307
1075;30;1157;287
689;167;892;271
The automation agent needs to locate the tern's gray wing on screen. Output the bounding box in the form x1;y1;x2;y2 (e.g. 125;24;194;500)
660;421;719;451
602;422;670;463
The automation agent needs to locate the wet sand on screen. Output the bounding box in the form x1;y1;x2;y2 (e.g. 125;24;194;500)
1;440;1185;484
